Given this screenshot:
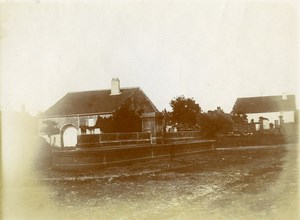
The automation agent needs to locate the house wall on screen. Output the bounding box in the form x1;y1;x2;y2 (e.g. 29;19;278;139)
129;89;158;113
141;112;163;143
39;114;112;147
262;119;270;130
247;111;295;125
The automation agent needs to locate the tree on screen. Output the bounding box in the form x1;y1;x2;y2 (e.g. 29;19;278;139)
198;108;233;137
94;116;114;133
231;110;248;124
169;95;201;130
95;102;142;133
40;120;60;145
162;108;171;131
112;103;142;132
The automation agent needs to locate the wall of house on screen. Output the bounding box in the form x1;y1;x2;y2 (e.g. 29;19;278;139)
39;114;112;147
247;111;295;125
141;112;163;143
262;119;270;130
129;89;158;113
39;115;79;132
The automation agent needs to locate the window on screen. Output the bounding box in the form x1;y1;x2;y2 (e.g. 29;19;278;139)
86;118;95;127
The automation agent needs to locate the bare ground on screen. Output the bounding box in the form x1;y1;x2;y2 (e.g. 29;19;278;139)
2;144;299;220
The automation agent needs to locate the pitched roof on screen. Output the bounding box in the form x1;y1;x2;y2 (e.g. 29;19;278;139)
43;87;156;117
232;95;296;114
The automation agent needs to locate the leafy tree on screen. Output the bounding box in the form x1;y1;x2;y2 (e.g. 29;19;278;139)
162;108;171;131
112;103;142;132
95;102;142;133
231;110;248;124
40;120;60;145
94;116;114;133
198;108;233;138
169;95;201;130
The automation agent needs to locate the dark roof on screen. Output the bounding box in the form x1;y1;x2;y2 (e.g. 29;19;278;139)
43;87;156;117
232;95;296;114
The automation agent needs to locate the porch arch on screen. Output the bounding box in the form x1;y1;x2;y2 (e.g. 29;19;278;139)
61;124;78;147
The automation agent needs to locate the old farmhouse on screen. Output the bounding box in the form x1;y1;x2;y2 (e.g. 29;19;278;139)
232;94;297;132
39;78;162;147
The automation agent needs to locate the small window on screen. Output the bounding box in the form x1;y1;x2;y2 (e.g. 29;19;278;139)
86;118;95;127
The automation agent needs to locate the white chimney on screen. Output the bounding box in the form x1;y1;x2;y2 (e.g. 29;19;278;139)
111;78;121;95
282;93;287;100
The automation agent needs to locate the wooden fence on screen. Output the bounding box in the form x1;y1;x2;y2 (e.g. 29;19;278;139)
162;131;202;144
77;131;151;148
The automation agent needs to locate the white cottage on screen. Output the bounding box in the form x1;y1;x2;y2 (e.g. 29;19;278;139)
39;78;160;147
232;94;297;131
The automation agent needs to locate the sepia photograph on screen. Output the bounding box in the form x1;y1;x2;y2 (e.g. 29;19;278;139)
0;0;299;219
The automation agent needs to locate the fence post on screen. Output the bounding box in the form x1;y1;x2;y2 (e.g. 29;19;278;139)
116;133;120;145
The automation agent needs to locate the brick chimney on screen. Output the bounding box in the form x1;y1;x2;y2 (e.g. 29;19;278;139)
111;78;121;95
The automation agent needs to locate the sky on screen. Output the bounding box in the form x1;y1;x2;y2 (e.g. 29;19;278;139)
0;0;299;115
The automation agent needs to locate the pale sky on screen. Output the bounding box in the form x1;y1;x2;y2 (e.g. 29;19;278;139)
1;0;299;115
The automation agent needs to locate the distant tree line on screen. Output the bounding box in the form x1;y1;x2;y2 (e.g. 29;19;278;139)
94;95;241;137
41;95;247;137
163;95;235;138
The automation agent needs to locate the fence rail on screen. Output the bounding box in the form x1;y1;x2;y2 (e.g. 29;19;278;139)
77;131;203;147
163;131;201;138
78;134;99;144
162;131;202;144
77;131;151;147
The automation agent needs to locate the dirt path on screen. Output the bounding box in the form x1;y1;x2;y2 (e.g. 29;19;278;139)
2;144;299;220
